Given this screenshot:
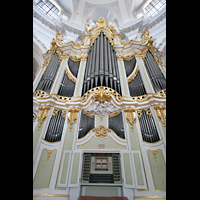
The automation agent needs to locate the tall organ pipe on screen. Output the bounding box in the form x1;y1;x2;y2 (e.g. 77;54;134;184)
90;38;96;89
104;35;109;87
94;36;100;87
99;32;104;86
82;33;122;96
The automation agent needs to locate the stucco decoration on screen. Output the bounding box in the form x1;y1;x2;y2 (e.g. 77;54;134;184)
84;100;119;117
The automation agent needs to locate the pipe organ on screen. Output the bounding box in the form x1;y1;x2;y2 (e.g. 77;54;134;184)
33;17;166;200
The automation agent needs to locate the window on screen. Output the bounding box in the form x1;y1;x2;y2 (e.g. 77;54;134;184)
36;0;59;19
145;0;166;17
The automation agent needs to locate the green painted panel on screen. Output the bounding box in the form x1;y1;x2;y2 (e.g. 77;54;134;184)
77;136;126;149
33;149;57;190
60;153;70;184
133;153;144;185
147;150;166;191
63;123;75;150
129;123;140;151
33;121;44;156
123;153;133;185
70;153;80;184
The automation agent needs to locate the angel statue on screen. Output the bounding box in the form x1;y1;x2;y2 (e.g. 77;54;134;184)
107;11;120;33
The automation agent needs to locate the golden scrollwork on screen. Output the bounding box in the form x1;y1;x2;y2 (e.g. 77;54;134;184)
137;107;152;119
123;54;135;61
81;109;95;118
124;107;136;131
82;86;122;103
52;107;60;117
67;107;79;131
154;104;166;127
38;105;51;129
90;28;114;46
108;109;122;118
93;86;112;103
94;125;111;138
65;64;76;83
127;64;139;83
70;55;81;62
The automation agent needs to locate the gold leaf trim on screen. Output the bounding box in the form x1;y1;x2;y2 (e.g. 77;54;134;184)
127;64;139;83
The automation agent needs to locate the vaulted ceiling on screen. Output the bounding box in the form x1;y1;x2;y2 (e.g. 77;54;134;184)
56;0;146;27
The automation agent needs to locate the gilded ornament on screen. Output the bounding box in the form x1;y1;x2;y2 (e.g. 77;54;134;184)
51;107;60;117
93;86;112;103
81;52;88;61
51;38;58;49
127;64;139;83
65;65;76;83
137;107;152;119
116;54;123;61
46;149;53;161
124;107;136;131
150;150;158;161
38;105;51;129
33;90;48;98
67;107;79;131
90;28;114;46
123;54;135;61
96;17;108;28
70;56;81;62
82;86;122;103
154;104;166;127
94;126;111;138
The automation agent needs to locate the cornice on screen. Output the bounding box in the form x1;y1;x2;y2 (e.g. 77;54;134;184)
123;7;166;34
33;4;165;38
33;88;166;113
33;5;83;36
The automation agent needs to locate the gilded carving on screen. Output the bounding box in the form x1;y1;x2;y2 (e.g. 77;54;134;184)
154;104;166;127
150;150;158;161
123;54;135;61
81;52;88;61
82;86;122;103
65;65;76;83
124;107;136;131
47;149;53;161
96;17;108;28
93;86;112;103
137;107;152;119
127;64;139;83
67;107;79;131
70;55;81;62
38;105;51;129
94;126;111;138
116;54;123;61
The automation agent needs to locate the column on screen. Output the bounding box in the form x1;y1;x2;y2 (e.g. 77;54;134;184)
135;56;154;93
116;52;130;96
33;66;46;92
50;56;69;94
73;52;88;97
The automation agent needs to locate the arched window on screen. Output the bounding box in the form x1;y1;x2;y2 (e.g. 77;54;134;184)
36;0;59;19
144;0;166;17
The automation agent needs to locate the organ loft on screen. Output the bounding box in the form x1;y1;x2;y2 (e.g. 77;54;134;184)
33;16;166;200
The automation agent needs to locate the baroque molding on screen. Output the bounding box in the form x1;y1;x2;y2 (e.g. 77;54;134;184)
33;5;83;36
33;88;166;112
